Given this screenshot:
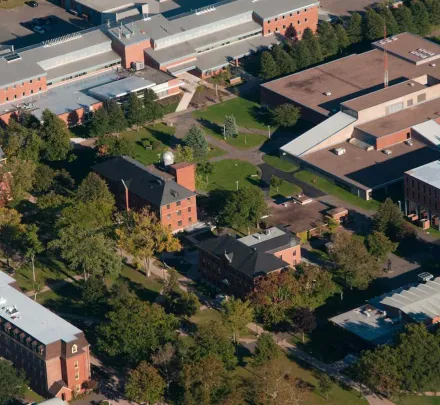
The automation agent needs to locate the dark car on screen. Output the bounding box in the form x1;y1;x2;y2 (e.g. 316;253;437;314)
28;1;38;6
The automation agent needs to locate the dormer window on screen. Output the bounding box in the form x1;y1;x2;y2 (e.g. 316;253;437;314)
72;344;78;354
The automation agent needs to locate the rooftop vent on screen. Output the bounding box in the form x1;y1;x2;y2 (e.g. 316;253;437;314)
324;91;332;96
431;63;437;67
0;297;6;306
3;52;21;63
409;82;415;86
43;32;82;48
195;5;216;15
333;147;346;156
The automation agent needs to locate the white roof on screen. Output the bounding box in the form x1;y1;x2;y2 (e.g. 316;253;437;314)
380;276;440;322
412;119;440;147
280;111;357;157
88;76;155;100
0;271;82;345
238;227;286;247
406;160;440;190
39;399;69;405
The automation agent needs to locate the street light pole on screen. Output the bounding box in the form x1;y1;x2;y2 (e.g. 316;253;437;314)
268;125;271;139
236;181;239;191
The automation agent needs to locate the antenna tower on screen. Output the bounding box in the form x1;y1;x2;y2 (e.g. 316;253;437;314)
384;23;389;88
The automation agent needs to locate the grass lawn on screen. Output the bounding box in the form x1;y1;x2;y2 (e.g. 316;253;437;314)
204;159;261;192
395;396;440;405
206;144;227;159
120;123;175;166
193;97;271;131
263;154;298;172
118;264;163;303
190;308;222;325
24;388;45;403
269;178;302;198
295;170;380;211
425;227;440;238
237;351;366;405
203;126;267;150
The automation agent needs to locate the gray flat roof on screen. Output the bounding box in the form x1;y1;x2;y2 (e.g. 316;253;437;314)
89;76;155;99
145;41;196;65
281;111;356;157
238;227;287;247
253;0;319;20
412;120;440;148
406;160;440;190
0;271;82;345
75;0;147;13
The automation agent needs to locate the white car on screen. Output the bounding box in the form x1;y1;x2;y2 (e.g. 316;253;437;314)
34;26;45;34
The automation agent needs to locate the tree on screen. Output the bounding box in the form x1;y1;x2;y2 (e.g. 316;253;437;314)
175;145;194;164
197;161;215;186
326;216;339;234
334;24;350;52
117;208;181;277
302;28;323;64
346;12;363;43
193;320;237;370
271;45;296;75
363;8;384;41
378;5;399;36
393;5;416;33
180;291;200;318
76;172;115;210
221;187;268;232
96;134;135;157
317;372;332;400
33;164;56;193
253;333;280;367
317;21;339;57
0;158;36;204
330;231;380;289
152;343;178;394
250;359;305;405
0;120;41;162
270;176;283;193
221;297;254;345
410;0;431;35
291;307;316;342
143;88;164;124
372;198;404;241
292;40;312;69
0;360;28;405
271;104;301;128
39;109;71;161
259;51;279;80
0;207;24;267
163;267;179;296
90;106;110;137
224;115;238;139
125;361;166;404
126;92;144;128
366;230;397;261
105;99;127;133
183;124;209;158
425;0;440;25
97;287;178;363
81;275;108;311
21;224;43;287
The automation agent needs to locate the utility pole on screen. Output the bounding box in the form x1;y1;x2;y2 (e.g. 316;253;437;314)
223;123;226;140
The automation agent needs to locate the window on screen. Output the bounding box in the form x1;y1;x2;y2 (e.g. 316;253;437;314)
30;79;32;84
187;197;191;201
75;372;80;380
297;10;300;14
267;19;271;23
275;17;278;21
166;204;170;209
21;82;24;86
37;77;41;81
5;86;8;90
74;361;79;369
283;25;286;29
31;90;34;94
13;85;16;88
38;87;42;92
305;18;308;22
188;207;192;213
417;93;426;103
75;384;80;392
268;30;271;33
5;97;8;101
72;344;78;354
178;220;183;227
304;8;307;11
282;15;285;19
177;201;181;207
177;210;182;216
275;27;278;32
297;20;301;24
167;214;171;220
188;217;192;223
407;99;413;107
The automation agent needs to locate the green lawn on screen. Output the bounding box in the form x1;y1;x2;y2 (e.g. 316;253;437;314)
190;308;222;325
425;227;440;238
263;154;298;172
120;123;176;166
24;388;45;403
204;159;261;192
206;144;227;159
395;396;440;405
269;178;302;198
202;126;267;150
295;170;380;211
118;264;163;303
193;97;271;131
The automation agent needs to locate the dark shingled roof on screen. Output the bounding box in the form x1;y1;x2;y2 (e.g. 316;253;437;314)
199;234;289;278
93;156;195;207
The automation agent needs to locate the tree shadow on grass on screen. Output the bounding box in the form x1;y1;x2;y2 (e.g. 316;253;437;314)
196;118;223;136
248;105;272;127
148;127;181;148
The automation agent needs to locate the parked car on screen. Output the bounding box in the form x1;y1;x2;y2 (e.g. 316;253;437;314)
28;0;38;6
33;26;45;34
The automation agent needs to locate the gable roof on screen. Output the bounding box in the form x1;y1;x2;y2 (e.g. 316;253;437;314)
199;234;289;278
93;156;195;207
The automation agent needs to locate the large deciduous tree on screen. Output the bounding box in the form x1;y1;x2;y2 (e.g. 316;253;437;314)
252;333;280;367
221;297;254;345
0;360;28;405
126;92;145;128
105;99;127;133
290;307;316;342
39;109;71;161
366;230;397;261
271;104;300;128
125;361;166;404
90;106;110;137
0;158;36;205
143;88;164;124
117;208;181;277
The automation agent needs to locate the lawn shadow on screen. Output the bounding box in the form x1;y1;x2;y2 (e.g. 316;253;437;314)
196;118;223;136
148;127;181;148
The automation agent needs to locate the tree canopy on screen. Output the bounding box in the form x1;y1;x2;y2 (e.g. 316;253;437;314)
183;125;209;158
39;109;71;161
0;360;28;405
271;104;301;128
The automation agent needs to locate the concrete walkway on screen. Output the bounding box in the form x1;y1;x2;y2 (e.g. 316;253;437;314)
175;73;201;112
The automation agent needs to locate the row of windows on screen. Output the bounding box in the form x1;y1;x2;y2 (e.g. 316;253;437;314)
166;207;192;219
168;217;192;229
267;8;309;23
4;87;43;101
1;323;45;355
2;77;42;91
166;197;192;210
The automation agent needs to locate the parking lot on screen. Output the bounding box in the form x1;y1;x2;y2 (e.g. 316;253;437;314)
0;0;91;49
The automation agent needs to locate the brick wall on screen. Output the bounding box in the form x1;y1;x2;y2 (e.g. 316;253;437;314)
375;129;411;150
169;163;196;192
112;39;152;69
261;5;318;37
273;245;301;267
405;173;440;214
0;76;47;105
160;195;197;232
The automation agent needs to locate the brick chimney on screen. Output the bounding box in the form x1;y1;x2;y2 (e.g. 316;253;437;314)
169;162;196;192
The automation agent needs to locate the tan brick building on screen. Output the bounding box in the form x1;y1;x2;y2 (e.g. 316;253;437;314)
93;156;197;232
198;227;301;297
0;271;91;401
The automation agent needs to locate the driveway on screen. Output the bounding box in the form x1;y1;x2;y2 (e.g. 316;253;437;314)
0;0;90;48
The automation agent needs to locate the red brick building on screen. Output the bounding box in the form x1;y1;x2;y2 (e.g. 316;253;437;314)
0;271;91;401
93;156;197;232
198;227;301;297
